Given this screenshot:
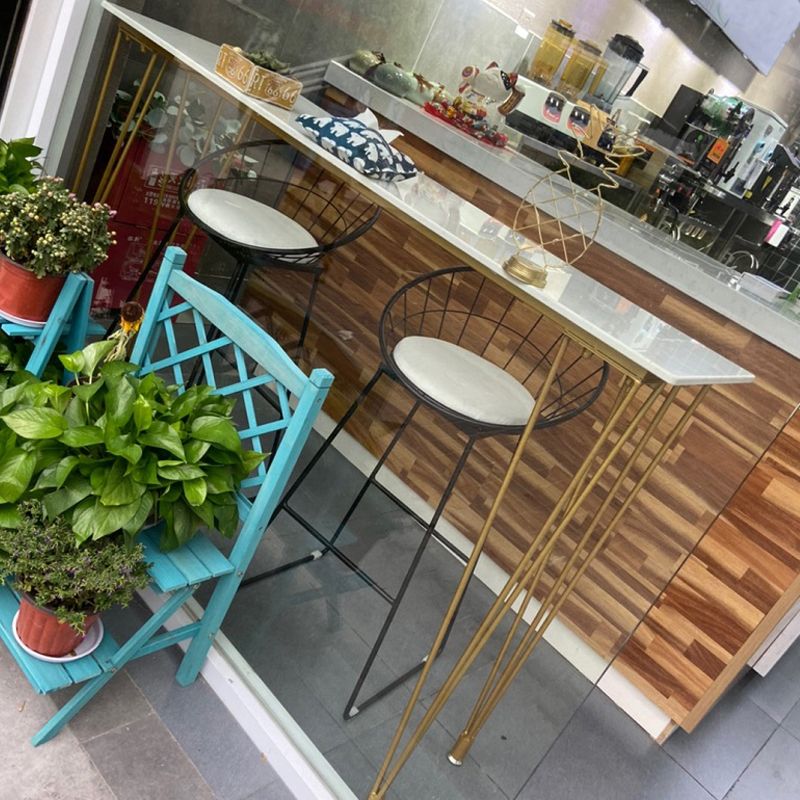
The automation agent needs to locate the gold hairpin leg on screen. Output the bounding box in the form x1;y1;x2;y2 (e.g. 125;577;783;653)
447;383;700;762
367;336;571;799
74;26;123;193
368;361;644;799
95;47;168;204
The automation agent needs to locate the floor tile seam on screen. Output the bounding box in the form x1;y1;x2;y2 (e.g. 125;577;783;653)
720;728;780;800
102;703;220;797
75;706;160;746
659;744;727;800
509;687;596;800
72;676;157;745
79;749;121;800
778;721;800;743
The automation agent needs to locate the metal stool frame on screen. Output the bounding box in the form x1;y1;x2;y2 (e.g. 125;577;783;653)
117;136;380;349
241;266;609;720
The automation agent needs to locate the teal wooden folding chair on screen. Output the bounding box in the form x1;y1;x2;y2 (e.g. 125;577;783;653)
0;271;95;377
0;246;333;745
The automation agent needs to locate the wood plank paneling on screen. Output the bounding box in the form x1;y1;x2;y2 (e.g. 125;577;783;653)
239;97;800;730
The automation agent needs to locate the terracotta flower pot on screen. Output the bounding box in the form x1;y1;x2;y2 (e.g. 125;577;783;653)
0;253;65;324
16;594;98;657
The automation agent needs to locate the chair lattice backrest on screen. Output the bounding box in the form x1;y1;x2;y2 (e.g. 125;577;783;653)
130;246;333;554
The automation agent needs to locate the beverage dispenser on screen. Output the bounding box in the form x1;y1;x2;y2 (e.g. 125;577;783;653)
583;34;647;111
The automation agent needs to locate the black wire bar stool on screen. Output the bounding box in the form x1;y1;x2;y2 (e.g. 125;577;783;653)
240;266;609;720
118;136;380;349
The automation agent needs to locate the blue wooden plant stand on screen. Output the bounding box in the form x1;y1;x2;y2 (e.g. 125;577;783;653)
0;247;333;745
0;271;97;375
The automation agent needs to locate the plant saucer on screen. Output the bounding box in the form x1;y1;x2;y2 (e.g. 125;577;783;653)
11;612;105;663
0;309;47;328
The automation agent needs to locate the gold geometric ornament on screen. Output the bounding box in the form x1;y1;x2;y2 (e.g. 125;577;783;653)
504;113;645;287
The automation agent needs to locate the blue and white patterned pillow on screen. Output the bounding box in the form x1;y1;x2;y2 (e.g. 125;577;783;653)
295;115;417;182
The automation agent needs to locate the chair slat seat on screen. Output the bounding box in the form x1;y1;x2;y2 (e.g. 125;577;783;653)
138;526;235;593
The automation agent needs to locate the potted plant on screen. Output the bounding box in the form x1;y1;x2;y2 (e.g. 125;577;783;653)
0;176;115;324
0;341;263;550
0;499;149;657
0;137;42;196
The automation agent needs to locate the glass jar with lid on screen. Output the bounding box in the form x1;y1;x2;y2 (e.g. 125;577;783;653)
528;19;574;86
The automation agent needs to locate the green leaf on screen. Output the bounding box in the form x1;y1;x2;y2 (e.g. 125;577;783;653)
64;396;88;427
169;386;212;420
0;451;36;502
43;475;93;517
132;396;153;432
185;439;210;463
79;340;117;378
59;425;105;447
183;477;207;507
170;500;196;548
0;381;30;414
105;428;142;464
205;466;234;494
157;463;205;481
190;416;242;452
71;496;142;541
73;377;106;402
122;491;154;536
106;375;136;426
58;350;85;374
139;421;185;459
192;498;215;528
0;504;21;528
34;455;80;490
214;501;240;537
100;458;147;506
99;360;138;379
132;453;159;485
1;407;67;439
241;449;267;474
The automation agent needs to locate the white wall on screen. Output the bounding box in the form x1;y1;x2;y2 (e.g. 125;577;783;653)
0;0;91;171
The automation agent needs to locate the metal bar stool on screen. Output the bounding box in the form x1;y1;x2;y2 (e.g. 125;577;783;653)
241;266;609;720
117;137;381;349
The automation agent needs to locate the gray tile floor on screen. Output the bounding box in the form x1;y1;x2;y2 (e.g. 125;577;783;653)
6;398;800;800
1;598;291;800
217;426;800;800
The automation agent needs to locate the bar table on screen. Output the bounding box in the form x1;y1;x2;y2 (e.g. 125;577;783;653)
80;8;755;798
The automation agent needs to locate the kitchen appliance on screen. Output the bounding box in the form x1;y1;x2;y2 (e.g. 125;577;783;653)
528;19;574;86
583;34;647;111
557;39;604;101
718;102;787;197
674;91;755;183
748;143;800;213
507;76;612;153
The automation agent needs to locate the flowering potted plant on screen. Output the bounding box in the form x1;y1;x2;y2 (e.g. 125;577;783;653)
0;176;115;324
0;500;149;657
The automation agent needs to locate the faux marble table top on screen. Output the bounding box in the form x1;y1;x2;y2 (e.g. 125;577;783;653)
101;4;754;387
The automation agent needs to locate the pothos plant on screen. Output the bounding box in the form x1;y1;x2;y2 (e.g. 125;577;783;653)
0;340;264;550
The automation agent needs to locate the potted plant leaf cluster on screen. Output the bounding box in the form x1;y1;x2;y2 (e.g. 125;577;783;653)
0;336;262;658
0;137;42;196
0;176;116;324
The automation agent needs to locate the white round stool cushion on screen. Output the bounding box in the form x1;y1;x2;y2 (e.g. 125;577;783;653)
392;336;535;427
187;188;318;251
